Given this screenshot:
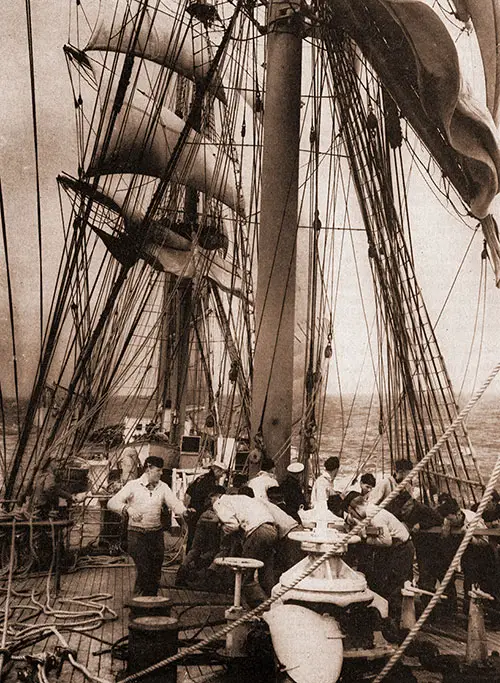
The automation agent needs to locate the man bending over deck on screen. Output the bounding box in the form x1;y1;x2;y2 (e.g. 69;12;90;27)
108;455;187;596
344;492;414;621
209;488;278;606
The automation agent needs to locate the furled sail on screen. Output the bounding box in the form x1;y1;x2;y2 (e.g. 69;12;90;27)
85;0;226;101
86;100;243;215
329;0;500;219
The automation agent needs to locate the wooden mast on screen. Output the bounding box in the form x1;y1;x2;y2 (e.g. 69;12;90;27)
251;0;303;479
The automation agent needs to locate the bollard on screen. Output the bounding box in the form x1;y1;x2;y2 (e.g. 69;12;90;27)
128;616;178;683
214;557;264;658
128;595;172;619
466;588;493;666
400;587;417;630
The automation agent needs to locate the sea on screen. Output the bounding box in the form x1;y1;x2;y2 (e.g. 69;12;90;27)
1;394;499;488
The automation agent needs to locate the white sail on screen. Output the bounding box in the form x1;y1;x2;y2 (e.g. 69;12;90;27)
451;0;500;126
86;99;243;214
85;0;226;101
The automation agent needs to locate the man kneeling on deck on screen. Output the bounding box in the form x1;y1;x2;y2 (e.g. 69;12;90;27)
209;487;278;607
107;456;187;596
344;492;415;622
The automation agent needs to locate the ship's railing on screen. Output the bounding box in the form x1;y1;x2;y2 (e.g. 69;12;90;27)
0;517;73;591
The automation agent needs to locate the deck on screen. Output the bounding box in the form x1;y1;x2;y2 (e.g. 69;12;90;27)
0;546;499;681
0;558;234;683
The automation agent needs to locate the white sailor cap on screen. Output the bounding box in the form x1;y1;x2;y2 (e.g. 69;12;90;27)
287;462;304;474
210;459;228;472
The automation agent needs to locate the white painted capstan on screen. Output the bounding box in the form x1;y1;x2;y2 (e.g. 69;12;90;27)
273;507;375;607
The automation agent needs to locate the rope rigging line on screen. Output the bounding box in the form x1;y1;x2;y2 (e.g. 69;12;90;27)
24;0;44;346
0;182;21;434
457;246;488;402
320;31;483;501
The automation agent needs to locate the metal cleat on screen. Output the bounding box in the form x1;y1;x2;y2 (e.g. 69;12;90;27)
469;586;494;602
400;581;447;630
402;580;448;598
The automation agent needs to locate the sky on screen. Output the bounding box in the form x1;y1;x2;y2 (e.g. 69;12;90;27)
1;0;500;402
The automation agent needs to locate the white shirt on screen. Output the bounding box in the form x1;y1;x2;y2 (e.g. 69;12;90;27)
213;494;274;537
261;499;299;539
107;473;186;530
310;471;335;505
366;504;410;546
368;475;396;505
248;471;279;499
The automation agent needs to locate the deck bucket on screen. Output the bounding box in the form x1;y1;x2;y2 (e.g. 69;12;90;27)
128;595;172;619
128;616;178;683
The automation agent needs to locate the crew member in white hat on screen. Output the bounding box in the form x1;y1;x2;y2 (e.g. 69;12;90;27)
280;461;307;522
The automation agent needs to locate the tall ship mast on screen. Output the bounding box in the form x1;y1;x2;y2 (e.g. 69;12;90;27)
2;0;499;505
1;1;500;681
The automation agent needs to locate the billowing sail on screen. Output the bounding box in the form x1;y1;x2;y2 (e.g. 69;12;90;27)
331;0;500;219
145;241;245;296
451;0;500;127
86;99;243;214
85;0;225;101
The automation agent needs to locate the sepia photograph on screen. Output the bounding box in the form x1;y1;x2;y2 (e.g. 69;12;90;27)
1;1;500;681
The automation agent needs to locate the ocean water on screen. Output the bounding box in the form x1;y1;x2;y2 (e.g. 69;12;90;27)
1;393;499;486
318;394;500;488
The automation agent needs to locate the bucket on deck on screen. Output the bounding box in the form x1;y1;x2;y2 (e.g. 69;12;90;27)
128;615;178;683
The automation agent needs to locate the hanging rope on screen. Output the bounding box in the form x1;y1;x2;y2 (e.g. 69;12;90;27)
0;520;16;679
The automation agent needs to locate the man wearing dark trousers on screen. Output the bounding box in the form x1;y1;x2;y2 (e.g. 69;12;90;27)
108;455;187;596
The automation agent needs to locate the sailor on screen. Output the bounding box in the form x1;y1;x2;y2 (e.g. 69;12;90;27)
359;472;376;499
175;506;222;589
460;499;500;615
240;485;303;580
310;456;339;506
30;459;73;520
209;488;278;606
344;492;414;621
392;489;443;530
247;456;279;500
110;441;141;489
368;458;414;507
391;490;445;604
107;455;187;596
184;459;227;550
280;462;307;520
226;472;248;494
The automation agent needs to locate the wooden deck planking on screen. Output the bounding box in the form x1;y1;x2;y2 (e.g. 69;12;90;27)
66;562;104;683
3;560;500;682
65;567;92;683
